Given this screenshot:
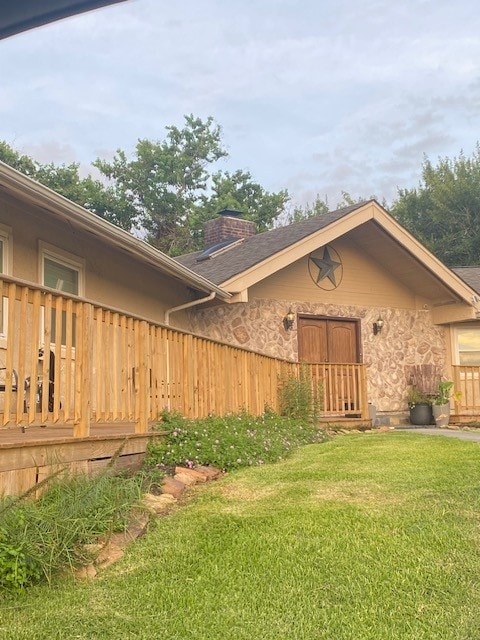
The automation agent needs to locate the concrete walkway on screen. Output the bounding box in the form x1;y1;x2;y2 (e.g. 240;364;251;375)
397;427;480;442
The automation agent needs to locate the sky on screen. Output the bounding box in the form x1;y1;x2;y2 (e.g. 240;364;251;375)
1;0;480;212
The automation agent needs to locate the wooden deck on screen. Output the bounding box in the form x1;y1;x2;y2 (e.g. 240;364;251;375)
0;423;163;497
0;421;148;446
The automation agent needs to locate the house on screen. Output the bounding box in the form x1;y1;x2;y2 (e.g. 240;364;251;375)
2;160;480;496
1;162;479;422
176;201;480;420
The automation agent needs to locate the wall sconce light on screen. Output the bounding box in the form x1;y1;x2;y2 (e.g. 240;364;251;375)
373;317;384;335
283;309;295;331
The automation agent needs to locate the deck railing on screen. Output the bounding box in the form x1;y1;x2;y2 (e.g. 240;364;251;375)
0;277;369;435
303;362;368;416
452;365;480;414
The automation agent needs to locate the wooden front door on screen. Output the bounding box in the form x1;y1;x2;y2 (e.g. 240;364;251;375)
298;317;359;364
297;316;361;415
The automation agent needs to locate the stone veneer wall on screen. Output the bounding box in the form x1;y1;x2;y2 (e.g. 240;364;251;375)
189;300;447;413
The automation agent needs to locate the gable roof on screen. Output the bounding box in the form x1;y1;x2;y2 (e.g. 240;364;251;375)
0;161;230;301
176;203;363;286
175;200;479;319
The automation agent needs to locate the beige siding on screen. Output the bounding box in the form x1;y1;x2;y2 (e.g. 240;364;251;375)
251;238;429;310
0;195;193;329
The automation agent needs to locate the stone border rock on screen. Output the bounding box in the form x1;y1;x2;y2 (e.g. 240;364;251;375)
75;465;223;579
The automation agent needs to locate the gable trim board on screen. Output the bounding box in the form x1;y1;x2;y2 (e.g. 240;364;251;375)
0;161;230;303
221;202;374;293
224;202;476;311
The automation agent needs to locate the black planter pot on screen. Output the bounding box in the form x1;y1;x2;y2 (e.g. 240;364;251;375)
409;403;433;426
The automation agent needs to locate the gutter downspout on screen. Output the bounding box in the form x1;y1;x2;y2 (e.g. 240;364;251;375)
164;291;216;326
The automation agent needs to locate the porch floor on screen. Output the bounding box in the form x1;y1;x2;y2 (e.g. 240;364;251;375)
0;422;157;447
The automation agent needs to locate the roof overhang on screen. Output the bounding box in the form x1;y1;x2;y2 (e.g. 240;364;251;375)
0;1;127;40
0;161;230;301
222;201;479;321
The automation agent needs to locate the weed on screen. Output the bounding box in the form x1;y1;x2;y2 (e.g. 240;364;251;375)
278;368;323;421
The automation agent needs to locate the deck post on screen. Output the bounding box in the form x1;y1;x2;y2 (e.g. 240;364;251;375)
135;320;149;434
360;363;369;419
74;302;93;438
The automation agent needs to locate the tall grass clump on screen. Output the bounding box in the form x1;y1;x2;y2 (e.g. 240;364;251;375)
278;368;323;421
0;470;144;594
147;409;326;471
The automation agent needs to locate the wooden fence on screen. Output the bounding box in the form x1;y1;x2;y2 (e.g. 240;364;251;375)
0;277;369;435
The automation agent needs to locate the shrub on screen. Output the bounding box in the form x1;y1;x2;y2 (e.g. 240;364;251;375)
147;409;327;471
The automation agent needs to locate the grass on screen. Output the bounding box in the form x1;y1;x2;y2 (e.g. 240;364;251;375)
1;432;480;639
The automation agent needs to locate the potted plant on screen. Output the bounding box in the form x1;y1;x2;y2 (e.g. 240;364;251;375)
407;385;433;425
432;380;460;428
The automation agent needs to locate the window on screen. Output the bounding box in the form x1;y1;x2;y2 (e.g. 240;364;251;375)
40;244;84;345
454;324;480;366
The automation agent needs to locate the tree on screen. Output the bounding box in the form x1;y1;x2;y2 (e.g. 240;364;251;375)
197;169;289;237
94;116;291;255
0;142;135;231
94;115;228;255
1;116;291;256
284;191;377;225
285;194;329;224
391;146;480;266
0;141;37;176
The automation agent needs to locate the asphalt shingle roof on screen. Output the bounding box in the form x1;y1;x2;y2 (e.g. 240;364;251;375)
175;202;366;285
452;267;480;294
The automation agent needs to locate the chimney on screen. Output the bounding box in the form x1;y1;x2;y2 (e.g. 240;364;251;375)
204;208;256;247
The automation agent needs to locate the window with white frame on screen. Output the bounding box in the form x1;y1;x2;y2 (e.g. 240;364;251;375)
454;324;480;366
40;244;84;345
44;257;80;295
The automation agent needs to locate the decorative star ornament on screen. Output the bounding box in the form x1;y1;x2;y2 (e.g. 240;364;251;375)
308;245;343;290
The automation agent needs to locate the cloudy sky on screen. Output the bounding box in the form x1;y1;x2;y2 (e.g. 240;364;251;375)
1;0;480;211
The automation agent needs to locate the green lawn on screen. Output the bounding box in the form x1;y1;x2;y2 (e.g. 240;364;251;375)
2;432;480;639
